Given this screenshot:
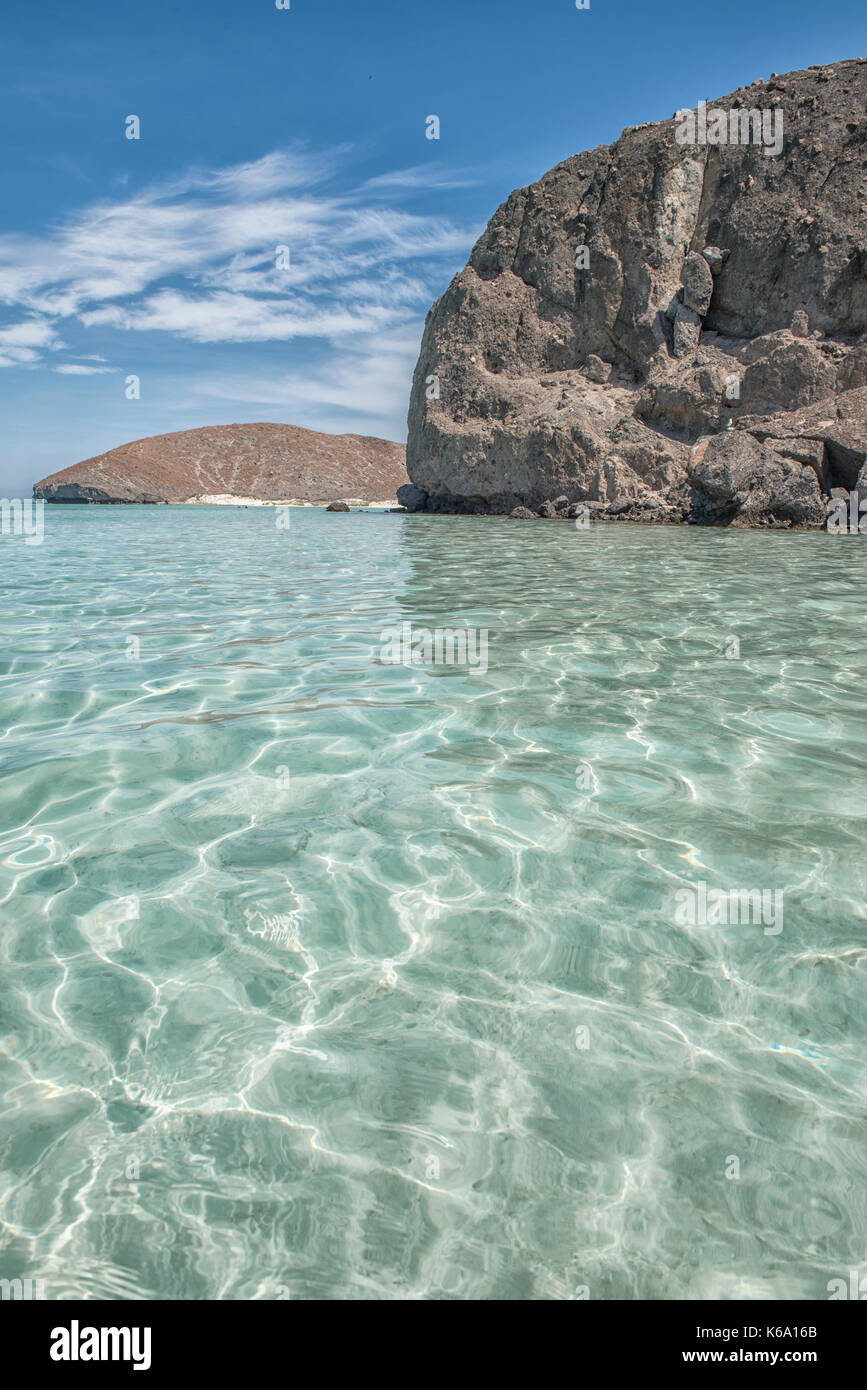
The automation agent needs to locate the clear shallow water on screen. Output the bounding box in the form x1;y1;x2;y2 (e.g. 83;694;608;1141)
1;504;866;1301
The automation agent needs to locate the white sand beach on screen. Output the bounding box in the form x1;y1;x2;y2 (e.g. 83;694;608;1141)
186;495;399;508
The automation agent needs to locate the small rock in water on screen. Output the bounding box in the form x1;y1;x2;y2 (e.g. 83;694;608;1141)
510;506;538;520
326;501;350;512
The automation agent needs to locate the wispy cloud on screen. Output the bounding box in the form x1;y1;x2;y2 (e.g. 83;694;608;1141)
0;320;61;347
0;148;478;359
53;363;119;375
361;164;481;193
0;319;64;367
80;290;409;344
183;324;423;433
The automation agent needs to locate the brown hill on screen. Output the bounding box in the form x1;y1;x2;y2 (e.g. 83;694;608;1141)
34;423;409;504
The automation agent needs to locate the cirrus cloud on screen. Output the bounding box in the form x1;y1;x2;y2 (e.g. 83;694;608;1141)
0;148;479;354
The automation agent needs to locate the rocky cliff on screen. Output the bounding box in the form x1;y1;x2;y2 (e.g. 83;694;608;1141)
404;58;867;526
34;423;408;504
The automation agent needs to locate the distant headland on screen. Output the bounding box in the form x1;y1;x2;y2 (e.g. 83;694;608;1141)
33;422;409;506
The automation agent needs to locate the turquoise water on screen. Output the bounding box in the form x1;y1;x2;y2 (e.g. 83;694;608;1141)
1;504;866;1301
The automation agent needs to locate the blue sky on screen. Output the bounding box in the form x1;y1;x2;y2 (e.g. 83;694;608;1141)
0;0;863;494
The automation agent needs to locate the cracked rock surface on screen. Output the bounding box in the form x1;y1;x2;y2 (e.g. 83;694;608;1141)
406;59;867;526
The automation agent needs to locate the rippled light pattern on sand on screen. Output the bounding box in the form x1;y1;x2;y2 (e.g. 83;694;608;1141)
1;505;866;1300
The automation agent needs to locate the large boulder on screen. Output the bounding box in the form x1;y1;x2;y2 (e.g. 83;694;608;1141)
682;252;715;316
688;431;826;526
740;339;838;412
406;58;867;527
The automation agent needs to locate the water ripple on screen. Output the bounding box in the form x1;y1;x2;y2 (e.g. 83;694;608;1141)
0;507;865;1300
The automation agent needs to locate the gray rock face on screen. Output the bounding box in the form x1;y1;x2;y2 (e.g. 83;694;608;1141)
740;385;867;488
839;345;867;391
673;303;703;359
406;58;867;527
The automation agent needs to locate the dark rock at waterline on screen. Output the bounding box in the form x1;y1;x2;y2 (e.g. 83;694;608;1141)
396;483;428;512
687;430;826;526
326;500;350;511
510;506;539;519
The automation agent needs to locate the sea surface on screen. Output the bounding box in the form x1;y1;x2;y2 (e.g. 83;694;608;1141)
1;504;866;1301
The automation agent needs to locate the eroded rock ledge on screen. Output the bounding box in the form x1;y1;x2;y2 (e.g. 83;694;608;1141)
404;59;867;527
